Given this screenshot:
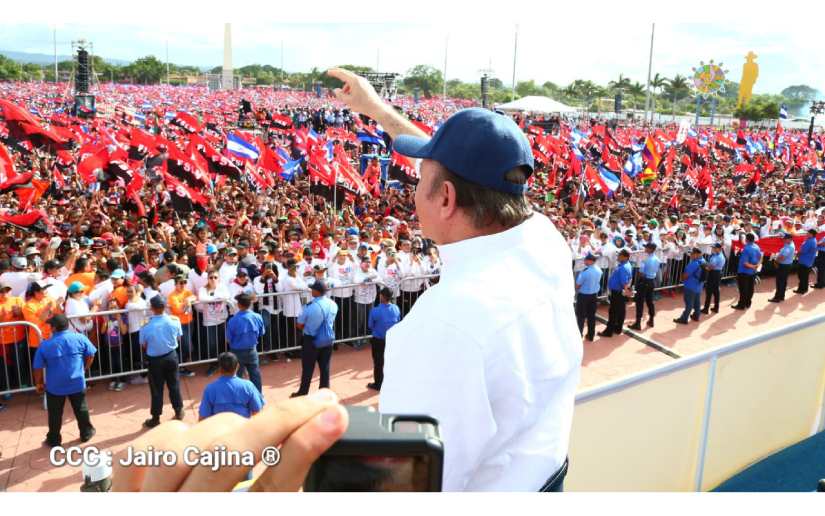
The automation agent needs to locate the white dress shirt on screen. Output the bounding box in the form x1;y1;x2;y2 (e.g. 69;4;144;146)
379;214;582;491
278;274;307;318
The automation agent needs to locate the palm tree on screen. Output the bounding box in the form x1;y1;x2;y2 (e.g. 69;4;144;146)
608;74;631;95
628;82;646;109
651;73;668;114
664;74;691;118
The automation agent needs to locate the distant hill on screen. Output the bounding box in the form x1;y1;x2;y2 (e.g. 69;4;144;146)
0;50;130;66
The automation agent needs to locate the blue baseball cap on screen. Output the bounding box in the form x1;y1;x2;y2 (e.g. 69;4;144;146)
393;108;534;195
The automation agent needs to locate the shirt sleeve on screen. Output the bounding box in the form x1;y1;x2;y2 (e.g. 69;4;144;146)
248;385;265;413
32;346;44;370
82;335;97;357
198;387;214;419
367;307;375;331
379;318;496;492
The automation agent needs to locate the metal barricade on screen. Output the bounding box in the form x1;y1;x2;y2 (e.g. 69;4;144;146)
0;320;44;395
42;275;442;390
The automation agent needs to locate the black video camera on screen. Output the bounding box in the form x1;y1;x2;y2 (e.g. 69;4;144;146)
303;406;443;492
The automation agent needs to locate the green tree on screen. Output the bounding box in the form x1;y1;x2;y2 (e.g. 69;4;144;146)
663;74;691;116
781;84;820;116
123;55;166;84
402;65;443;98
608;74;631;95
515;80;543;97
734;94;781;121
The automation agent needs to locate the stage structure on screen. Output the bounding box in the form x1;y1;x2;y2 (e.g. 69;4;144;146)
68;39;98;118
360;72;400;100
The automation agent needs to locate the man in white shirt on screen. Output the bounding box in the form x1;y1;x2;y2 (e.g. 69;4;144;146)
328;250;355;340
218;248;239;288
278;260;307;350
352;256;379;346
397;243;426;317
0;257;40;298
329;68;581;491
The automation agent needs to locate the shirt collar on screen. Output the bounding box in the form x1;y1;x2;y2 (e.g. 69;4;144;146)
437;214;543;273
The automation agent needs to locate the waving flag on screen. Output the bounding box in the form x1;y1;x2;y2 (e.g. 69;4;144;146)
598;167;620;192
280;158;303;181
0;142;15;184
642;136;662;174
358;130;386;147
780;104;789;120
226;132;260;161
624;152;643;178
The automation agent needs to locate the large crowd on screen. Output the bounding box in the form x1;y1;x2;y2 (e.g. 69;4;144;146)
0;80;824;407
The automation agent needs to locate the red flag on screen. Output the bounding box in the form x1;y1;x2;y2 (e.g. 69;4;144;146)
53;166;65;189
0;142;16;184
0;170;34;192
244;161;269;191
621;171;635;192
0;208;52;229
668;193;680;210
390;150;418;179
77;149;109;184
16;178;50;211
410;120;433;136
162;171;209;206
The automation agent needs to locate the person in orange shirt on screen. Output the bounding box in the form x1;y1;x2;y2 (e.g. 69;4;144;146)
21;282;59;387
167;275;197;377
0;281;25;396
64;256;96;294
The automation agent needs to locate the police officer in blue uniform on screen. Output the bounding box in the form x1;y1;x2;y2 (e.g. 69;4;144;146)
199;352;264;421
629;242;660;330
795;229;818;295
139;295;184;428
367;287;401;391
575;254;602;342
291;280;339;398
813;230;825;290
733;234;762;310
226;293;266;393
674;248;706;324
33;315;96;448
702;243;726;314
599;249;632;337
769;233;796;303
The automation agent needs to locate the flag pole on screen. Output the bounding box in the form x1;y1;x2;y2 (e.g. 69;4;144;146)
511;25;518;102
53;27;58;83
644;22;655;125
443;35;448;101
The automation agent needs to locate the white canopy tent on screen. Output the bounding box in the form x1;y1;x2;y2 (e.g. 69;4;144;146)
496;95;578;114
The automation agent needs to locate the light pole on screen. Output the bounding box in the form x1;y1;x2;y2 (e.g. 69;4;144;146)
809;101;824;143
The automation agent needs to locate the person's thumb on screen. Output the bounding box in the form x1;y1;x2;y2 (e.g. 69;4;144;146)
250;403;349;492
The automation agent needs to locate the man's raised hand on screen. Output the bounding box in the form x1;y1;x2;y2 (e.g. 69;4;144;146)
327;68;386;120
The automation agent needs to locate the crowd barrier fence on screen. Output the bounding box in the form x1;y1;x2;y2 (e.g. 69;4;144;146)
0;275;439;395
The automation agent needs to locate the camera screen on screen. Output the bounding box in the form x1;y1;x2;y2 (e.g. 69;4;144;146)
310;455;431;491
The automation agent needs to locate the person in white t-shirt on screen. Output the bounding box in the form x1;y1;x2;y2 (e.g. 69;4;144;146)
64;281;95;335
196;270;230;376
0;256;40;298
380;250;401;301
227;268;255;314
328;250;355;340
277;260;307;351
218;248;239;288
253;263;282;354
352;256;379;347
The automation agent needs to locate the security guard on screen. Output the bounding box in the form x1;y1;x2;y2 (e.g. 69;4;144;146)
291;280;338;398
702;243;726;314
366;287;401;391
795;229;818;294
732;233;762;310
33;315;96;447
225;293;266;393
198;352;264;421
629;242;660;330
674;248;706;324
769;233;796;303
139;295;184;428
599;249;632;337
575;253;602;342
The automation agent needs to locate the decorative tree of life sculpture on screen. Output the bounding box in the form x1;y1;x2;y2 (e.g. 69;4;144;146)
691;60;729;99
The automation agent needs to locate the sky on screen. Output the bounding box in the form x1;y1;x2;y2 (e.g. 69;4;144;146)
1;0;824;96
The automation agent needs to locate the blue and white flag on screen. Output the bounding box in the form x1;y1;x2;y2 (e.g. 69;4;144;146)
623;152;643;177
780;104;789;120
599;167;620;192
280;158;303;181
227;132;260;161
357;131;386;147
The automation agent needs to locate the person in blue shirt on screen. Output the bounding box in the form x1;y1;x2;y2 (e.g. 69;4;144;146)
733;233;763;310
629;242;660;330
199;352;264;421
674;248;707;324
367;287;401;391
814;226;825;290
702;243;726;314
600;249;633;337
139;295;184;428
795;229;818;295
226;293;266;393
32;314;96;448
291;280;339;398
769;233;796;303
575;254;603;342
